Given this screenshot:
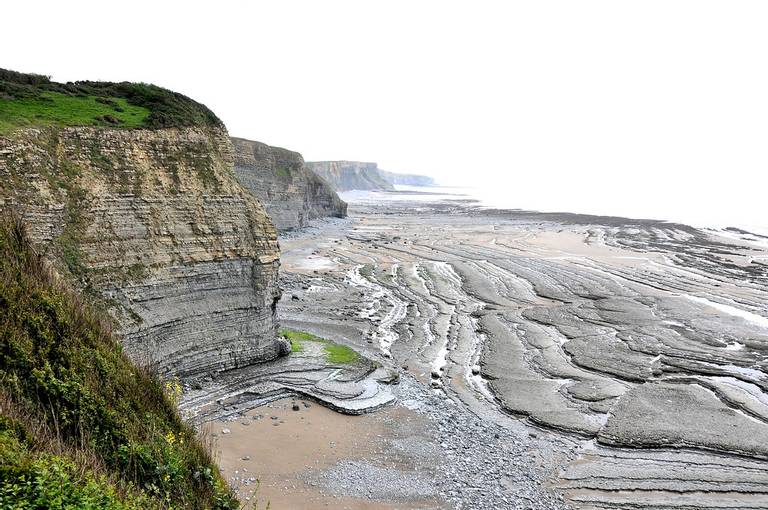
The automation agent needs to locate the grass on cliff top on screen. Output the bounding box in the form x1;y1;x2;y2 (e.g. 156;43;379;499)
0;215;238;509
280;328;359;364
0;68;223;133
0;91;151;133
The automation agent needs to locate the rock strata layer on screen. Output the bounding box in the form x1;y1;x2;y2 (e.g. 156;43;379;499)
276;193;768;509
0;126;285;378
232;137;347;231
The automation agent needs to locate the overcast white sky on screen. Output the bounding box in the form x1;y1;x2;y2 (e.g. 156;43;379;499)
3;1;767;227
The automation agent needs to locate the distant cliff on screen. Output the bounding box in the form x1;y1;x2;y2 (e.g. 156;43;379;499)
232;137;346;231
305;161;395;192
380;170;436;187
306;160;434;192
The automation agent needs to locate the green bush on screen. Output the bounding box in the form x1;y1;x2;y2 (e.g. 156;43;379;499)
0;215;238;509
0;68;223;132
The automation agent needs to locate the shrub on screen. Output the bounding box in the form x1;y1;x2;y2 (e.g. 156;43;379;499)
0;68;223;132
0;215;238;509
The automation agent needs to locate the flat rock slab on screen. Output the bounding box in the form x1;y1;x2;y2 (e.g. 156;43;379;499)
598;382;768;458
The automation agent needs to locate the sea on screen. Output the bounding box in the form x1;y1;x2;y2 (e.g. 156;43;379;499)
341;184;768;241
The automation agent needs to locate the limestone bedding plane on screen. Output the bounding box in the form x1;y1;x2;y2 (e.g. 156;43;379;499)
276;195;768;509
0;126;285;378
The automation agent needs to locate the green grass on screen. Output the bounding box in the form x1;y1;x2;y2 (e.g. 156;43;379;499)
0;68;223;132
0;92;150;133
275;166;292;180
0;215;238;509
280;328;359;364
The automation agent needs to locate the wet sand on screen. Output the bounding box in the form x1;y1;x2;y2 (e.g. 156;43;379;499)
212;398;445;510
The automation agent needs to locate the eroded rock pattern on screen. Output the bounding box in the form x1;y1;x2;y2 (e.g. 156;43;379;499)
0;126;284;377
278;198;768;509
232;137;346;231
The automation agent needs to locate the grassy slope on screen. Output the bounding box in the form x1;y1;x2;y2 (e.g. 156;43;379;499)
0;92;150;132
0;216;237;509
280;328;358;364
0;68;223;133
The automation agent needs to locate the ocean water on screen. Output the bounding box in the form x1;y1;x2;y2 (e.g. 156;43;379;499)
370;185;768;238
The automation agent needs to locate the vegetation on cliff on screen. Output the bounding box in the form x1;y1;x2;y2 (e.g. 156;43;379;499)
0;68;223;132
0;216;238;509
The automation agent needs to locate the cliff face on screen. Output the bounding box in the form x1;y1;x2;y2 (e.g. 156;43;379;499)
379;170;436;187
305;161;395;192
0;126;285;378
232;137;346;231
305;161;435;192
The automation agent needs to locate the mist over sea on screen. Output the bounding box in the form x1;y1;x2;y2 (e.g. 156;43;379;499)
380;184;768;238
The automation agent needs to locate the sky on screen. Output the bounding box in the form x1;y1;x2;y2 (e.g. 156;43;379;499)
3;1;767;228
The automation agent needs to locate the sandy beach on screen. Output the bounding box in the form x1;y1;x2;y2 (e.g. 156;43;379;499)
212;398;444;510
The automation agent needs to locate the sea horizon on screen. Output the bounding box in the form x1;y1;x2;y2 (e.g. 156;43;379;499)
369;184;768;239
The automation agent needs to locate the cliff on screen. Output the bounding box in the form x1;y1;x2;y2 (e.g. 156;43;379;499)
232;137;346;231
379;170;436;186
305;161;395;192
0;124;285;378
305;160;435;192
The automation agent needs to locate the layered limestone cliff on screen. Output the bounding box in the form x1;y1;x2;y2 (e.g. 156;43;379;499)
0;126;285;378
232;137;346;231
306;161;435;192
305;161;395;192
379;170;436;186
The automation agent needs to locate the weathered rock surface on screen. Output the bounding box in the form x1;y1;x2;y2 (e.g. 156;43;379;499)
275;192;768;509
180;328;397;420
598;382;768;457
0;126;285;377
232;137;346;231
305;161;395;192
